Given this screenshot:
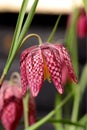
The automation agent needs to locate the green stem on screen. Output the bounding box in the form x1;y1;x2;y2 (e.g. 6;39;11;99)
25;92;73;130
54;93;63;130
20;33;43;48
69;9;79;126
71;86;80;121
65;8;80;130
70;65;87;130
23;91;30;129
0;71;6;86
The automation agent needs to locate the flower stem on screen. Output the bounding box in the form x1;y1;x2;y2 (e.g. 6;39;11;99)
71;87;80;121
0;71;6;87
25;92;73;130
54;93;63;130
23;91;30;129
65;7;80;130
20;33;43;48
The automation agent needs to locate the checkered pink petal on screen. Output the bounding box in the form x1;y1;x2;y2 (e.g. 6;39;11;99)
42;46;63;94
20;46;37;95
57;44;78;83
26;48;44;97
1;102;16;130
1;101;23;130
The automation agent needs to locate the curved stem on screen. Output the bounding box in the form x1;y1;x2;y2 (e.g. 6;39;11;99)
9;72;21;86
20;33;43;49
10;72;21;81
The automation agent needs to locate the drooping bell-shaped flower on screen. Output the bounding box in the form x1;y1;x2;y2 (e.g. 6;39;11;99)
20;43;78;97
0;78;23;130
0;72;36;130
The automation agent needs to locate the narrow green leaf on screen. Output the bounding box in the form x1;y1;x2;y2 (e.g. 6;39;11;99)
76;114;87;130
49;119;85;129
79;64;87;95
7;0;29;62
3;0;39;77
79;114;87;124
17;0;39;51
47;15;61;42
8;0;39;60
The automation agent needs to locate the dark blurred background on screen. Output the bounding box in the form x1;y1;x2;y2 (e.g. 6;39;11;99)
0;12;87;130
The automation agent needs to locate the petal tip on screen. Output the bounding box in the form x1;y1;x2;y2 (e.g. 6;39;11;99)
58;87;64;94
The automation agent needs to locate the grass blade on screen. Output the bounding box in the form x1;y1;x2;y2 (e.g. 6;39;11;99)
47;15;61;42
7;0;29;62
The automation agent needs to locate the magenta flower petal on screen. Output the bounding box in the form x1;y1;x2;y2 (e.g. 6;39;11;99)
42;47;63;94
20;59;28;95
57;44;78;83
26;48;44;97
20;46;37;95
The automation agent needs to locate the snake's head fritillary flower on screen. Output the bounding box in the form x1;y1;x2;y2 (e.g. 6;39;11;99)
0;72;36;130
20;43;78;97
0;79;23;130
